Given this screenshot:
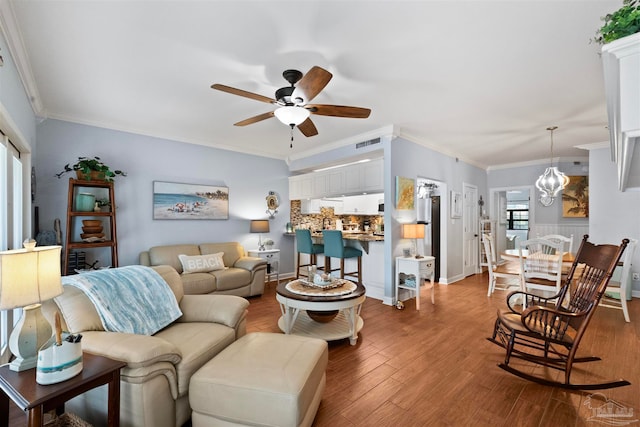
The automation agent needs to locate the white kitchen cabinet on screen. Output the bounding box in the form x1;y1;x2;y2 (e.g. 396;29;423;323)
290;158;383;199
289;175;314;200
361;159;384;192
301;198;344;214
342;193;383;215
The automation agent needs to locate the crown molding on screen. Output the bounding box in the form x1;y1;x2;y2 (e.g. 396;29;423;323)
0;0;44;116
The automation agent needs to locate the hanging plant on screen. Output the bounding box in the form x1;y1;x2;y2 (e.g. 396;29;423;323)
593;0;640;45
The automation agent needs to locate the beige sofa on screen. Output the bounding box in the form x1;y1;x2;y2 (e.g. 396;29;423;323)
139;242;267;297
42;265;250;427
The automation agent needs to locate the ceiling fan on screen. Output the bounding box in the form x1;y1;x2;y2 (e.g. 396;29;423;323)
211;66;371;141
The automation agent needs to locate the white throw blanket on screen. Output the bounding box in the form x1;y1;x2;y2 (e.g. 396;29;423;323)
62;265;183;335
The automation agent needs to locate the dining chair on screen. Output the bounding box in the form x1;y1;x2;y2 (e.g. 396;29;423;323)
482;233;521;296
538;234;574;255
600;238;637;322
519;237;564;296
538;234;574;278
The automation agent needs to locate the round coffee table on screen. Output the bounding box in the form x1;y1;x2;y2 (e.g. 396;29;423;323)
276;280;366;345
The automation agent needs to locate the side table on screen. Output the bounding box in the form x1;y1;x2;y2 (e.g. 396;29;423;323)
395;256;436;310
0;352;126;427
248;249;280;285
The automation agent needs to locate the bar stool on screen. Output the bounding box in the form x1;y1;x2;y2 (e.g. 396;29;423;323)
322;230;362;283
295;229;325;278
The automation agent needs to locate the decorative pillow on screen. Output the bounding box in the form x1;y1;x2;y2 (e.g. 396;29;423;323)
178;252;225;274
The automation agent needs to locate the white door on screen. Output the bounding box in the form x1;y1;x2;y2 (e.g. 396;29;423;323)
463;183;479;277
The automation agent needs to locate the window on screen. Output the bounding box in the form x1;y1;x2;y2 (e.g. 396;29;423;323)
506;201;529;231
0;131;26;364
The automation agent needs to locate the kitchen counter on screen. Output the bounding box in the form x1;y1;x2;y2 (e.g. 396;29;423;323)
284;230;383;255
284;231;384;242
287;230;386;300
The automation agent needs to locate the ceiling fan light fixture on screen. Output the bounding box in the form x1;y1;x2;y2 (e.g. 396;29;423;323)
274;106;310;126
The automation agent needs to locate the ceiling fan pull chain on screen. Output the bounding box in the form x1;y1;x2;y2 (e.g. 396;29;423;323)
290;124;294;148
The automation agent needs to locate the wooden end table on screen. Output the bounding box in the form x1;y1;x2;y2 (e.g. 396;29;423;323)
0;352;126;427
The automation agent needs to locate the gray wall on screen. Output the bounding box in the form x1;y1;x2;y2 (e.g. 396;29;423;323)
390;137;488;285
589;147;640;294
34;119;293;269
488;161;590;225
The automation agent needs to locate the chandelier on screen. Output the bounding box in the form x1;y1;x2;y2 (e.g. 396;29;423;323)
535;126;569;207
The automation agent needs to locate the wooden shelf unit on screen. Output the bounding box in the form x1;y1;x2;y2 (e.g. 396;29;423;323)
63;178;118;275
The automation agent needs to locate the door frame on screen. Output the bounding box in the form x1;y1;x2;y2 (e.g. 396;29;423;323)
489;185;534;257
462;182;479;277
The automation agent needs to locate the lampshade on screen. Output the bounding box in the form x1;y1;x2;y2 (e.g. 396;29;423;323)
0;245;63;310
0;244;62;371
274;106;310;126
250;220;270;234
402;224;425;239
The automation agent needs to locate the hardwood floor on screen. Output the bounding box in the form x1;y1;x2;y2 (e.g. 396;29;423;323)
248;273;640;427
8;272;638;426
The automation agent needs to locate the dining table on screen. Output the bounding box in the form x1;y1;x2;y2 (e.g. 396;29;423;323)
501;249;575;264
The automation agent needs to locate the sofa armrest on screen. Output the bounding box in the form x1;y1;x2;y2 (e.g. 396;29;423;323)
80;331;181;368
139;251;151;266
177;294;249;328
234;256;267;272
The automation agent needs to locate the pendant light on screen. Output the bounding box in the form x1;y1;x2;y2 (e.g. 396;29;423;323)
535;126;569;207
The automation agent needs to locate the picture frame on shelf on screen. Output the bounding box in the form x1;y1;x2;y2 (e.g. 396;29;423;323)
451;191;462;218
153;181;229;220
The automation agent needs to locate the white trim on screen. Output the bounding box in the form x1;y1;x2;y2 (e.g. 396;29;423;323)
0;0;43;116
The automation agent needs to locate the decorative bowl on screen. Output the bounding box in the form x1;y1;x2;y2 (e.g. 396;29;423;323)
80;233;105;239
307;310;339;323
82;220;102;227
313;274;332;286
81;226;103;234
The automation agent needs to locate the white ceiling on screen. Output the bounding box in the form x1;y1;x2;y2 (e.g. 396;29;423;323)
2;0;619;169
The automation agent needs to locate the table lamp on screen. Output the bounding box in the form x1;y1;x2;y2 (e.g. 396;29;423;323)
0;244;63;371
402;224;425;258
250;220;270;251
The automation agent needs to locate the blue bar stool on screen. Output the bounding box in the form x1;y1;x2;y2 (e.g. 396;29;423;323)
322;230;362;283
295;229;325;279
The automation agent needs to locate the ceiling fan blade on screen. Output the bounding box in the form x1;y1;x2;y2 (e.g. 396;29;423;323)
297;118;318;137
211;84;275;104
292;66;333;104
234;111;275;126
307;104;371;119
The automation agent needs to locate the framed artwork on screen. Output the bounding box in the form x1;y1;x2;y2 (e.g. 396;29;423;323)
153;181;229;220
395;176;415;210
451;191;462;218
562;176;589;218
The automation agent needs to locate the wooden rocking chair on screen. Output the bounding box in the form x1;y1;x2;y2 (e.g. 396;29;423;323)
488;234;629;390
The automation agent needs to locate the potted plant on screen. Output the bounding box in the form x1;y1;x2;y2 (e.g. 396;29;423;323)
263;239;274;250
96;198;112;212
593;0;640;45
56;156;127;182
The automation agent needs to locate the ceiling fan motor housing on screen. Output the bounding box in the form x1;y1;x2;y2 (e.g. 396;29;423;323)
275;86;296;105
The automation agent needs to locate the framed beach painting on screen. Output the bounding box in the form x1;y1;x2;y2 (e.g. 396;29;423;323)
153;181;229;220
395;176;415;210
562;176;588;218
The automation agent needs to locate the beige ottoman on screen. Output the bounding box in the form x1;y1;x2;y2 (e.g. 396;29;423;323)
189;332;328;427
